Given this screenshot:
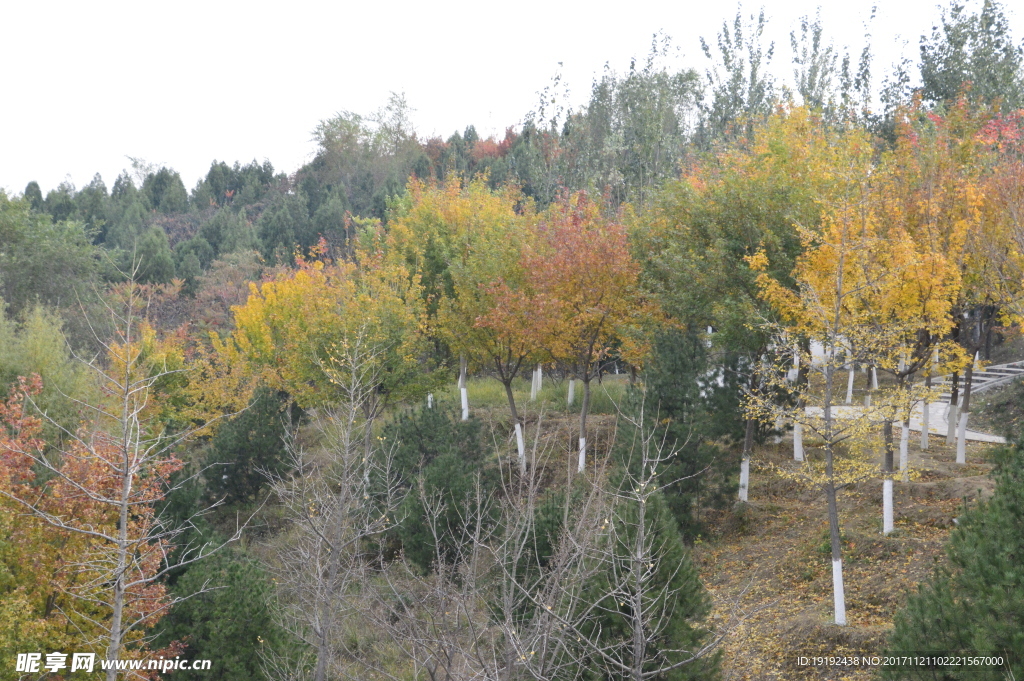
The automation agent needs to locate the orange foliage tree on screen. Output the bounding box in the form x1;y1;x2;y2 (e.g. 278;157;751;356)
0;280;210;679
526;191;657;472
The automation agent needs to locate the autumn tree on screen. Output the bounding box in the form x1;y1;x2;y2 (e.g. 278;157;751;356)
0;280;233;678
746;120;900;624
528;191;654;472
228;243;431;456
386;176;542;466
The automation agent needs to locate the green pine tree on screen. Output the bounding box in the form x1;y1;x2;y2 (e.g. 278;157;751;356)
881;443;1024;679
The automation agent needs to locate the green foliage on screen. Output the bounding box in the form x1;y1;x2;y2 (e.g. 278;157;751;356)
881;443;1024;678
256;191;314;263
142;167;188;214
199;207;258;257
0;191;102;322
382;403;491;572
105;200;148;252
698;7;777;146
565;39;701;207
206;387;300;506
311;188;350;253
919;0;1024;110
154;548;302;681
136;225;175;284
23;181;44;211
43;181;77;223
644;329;744;538
192;159;277;209
0;304;96;448
583;484;720;681
174;236;215;271
74;173;111;241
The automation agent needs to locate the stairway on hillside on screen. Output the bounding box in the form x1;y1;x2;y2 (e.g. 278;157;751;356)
931;360;1024;404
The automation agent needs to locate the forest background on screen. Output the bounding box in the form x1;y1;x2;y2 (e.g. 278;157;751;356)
2;1;1024;679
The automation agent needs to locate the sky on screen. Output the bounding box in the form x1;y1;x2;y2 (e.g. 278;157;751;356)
2;0;1020;196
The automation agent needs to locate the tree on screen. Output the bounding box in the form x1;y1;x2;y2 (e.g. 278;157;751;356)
0;191;102;320
0;280;236;678
745;121;904;624
640;107;820;490
154;547;299;681
136;225;175;284
527;191;654;472
698;6;777;146
643;328;744;537
919;0;1024;110
142;167;188;215
261;335;408;681
257;191;314;264
882;443;1024;679
388;177;540;467
205;386;300;506
229;245;431;457
0;377;108;665
581;395;723;681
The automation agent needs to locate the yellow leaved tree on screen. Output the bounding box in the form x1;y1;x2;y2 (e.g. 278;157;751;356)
385;176;542;467
226;241;430;456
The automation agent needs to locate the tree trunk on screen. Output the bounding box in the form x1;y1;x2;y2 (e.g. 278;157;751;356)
899;419;910;473
577;376;591;473
460;354;469;421
946;371;960;445
567;378;575;406
825;442;846;624
883;478;894;535
504;380;525;472
956;362;974;464
793;421;804;461
921;347;936;449
738;417;755;502
105;480;131;681
883;420;894;473
845;365;855;404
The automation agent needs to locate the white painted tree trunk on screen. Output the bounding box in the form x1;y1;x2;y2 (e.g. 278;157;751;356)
738;457;749;502
832;560;847;625
946;402;958;445
788;342;800;383
577;437;586;473
846;367;855;404
900;420;909;474
883;479;894;535
427;393;433;409
974;351;981;371
567;378;575;406
793;422;804;461
871;367;878;390
530;366;539;401
920;402;929;450
514;422;526;472
956;411;968;464
459;355;469;421
537;364;543;393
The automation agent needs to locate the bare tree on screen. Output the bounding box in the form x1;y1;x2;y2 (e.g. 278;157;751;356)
0;278;241;679
261;323;408;681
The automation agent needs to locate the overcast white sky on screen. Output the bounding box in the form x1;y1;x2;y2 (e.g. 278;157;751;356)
2;0;1020;196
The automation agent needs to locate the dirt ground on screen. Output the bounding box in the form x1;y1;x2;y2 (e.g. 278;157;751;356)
694;434;998;680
